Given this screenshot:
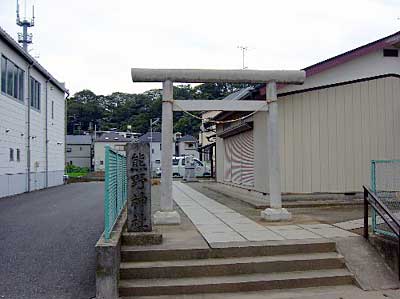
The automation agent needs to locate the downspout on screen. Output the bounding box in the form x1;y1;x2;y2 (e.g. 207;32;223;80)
45;80;49;187
64;89;70;176
27;62;34;192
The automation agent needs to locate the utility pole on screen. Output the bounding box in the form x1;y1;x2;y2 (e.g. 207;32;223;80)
237;45;248;69
149;118;159;174
16;0;35;52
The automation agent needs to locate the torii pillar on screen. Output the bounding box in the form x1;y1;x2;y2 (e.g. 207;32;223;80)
261;81;292;221
153;80;181;224
131;68;305;224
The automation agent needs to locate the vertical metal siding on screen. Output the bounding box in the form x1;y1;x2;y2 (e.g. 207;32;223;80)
278;76;400;193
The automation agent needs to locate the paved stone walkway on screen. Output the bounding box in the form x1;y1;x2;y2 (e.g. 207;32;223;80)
173;182;357;244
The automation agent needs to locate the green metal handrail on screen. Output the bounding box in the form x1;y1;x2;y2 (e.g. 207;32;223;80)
104;146;127;241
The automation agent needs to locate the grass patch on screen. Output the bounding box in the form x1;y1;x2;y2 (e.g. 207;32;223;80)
68;172;88;178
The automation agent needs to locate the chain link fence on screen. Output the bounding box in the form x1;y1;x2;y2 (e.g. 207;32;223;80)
371;160;400;237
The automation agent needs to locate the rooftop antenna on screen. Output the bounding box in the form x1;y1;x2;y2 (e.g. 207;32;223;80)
237;45;248;69
16;0;35;52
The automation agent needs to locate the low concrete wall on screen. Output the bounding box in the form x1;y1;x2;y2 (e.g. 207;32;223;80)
95;207;127;299
369;234;399;275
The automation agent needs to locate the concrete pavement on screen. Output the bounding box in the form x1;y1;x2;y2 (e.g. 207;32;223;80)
0;182;104;299
173;182;357;245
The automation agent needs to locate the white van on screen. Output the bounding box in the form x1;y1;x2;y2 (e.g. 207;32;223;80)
155;156;211;177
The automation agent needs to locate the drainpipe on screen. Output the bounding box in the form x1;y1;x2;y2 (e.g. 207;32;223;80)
27;62;34;192
65;90;70;174
45;80;49;187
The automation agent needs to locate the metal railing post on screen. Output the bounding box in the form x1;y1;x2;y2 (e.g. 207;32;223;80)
364;187;369;240
104;146;110;240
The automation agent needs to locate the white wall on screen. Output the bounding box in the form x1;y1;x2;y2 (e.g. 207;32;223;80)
94;142;127;171
177;141;199;158
281;48;400;94
150;141;162;170
0;38;65;197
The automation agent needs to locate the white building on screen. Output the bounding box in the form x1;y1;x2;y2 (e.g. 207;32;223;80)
175;133;199;159
213;30;400;194
94;132;132;171
139;132;199;171
0;27;67;198
138;132;163;170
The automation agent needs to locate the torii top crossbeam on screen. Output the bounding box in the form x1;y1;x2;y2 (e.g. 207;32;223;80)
131;68;305;84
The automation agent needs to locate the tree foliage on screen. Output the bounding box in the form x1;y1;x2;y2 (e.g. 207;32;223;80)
67;83;252;136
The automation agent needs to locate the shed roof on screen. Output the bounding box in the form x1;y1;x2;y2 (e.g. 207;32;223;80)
0;26;67;93
66;135;92;145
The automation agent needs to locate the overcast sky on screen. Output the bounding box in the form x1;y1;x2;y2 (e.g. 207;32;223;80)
0;0;399;95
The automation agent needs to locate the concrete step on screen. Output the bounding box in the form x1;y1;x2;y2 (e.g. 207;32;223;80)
120;285;375;299
122;231;163;246
118;269;354;297
120;252;345;279
121;240;336;262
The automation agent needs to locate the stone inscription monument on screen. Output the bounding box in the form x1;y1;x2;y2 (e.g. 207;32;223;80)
126;143;152;232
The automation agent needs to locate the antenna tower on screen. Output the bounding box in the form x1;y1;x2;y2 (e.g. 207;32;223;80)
16;0;35;51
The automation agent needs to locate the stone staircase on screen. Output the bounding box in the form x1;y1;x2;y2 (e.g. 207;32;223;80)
118;237;354;297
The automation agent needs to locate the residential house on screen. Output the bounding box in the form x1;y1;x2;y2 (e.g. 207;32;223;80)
175;133;199;159
139;132;199;171
66;135;92;169
94;132;131;171
138;132;164;171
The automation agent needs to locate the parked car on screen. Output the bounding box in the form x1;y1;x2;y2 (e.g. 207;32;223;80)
155;156;211;178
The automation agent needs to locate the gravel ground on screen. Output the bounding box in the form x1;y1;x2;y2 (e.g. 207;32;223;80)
0;182;104;299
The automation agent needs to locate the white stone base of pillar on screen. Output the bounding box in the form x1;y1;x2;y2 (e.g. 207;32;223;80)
153;210;181;225
260;208;292;221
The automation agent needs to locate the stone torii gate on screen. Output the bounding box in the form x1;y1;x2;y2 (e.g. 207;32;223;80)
131;68;305;224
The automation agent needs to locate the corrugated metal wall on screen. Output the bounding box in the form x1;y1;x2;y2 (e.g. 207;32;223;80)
279;76;400;193
223;130;255;186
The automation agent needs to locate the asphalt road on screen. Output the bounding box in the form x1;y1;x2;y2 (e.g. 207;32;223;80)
0;182;104;299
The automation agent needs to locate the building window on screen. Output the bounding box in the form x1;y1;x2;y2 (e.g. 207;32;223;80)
114;145;125;151
9;148;14;161
152;148;154;154
1;55;24;101
16;149;20;162
383;49;398;57
66;147;72;152
51;100;54;119
30;76;41;110
160;144;162;150
185;142;195;149
79;146;82;151
100;160;104;165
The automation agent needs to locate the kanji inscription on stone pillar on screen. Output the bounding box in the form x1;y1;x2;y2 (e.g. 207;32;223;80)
126;143;152;232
